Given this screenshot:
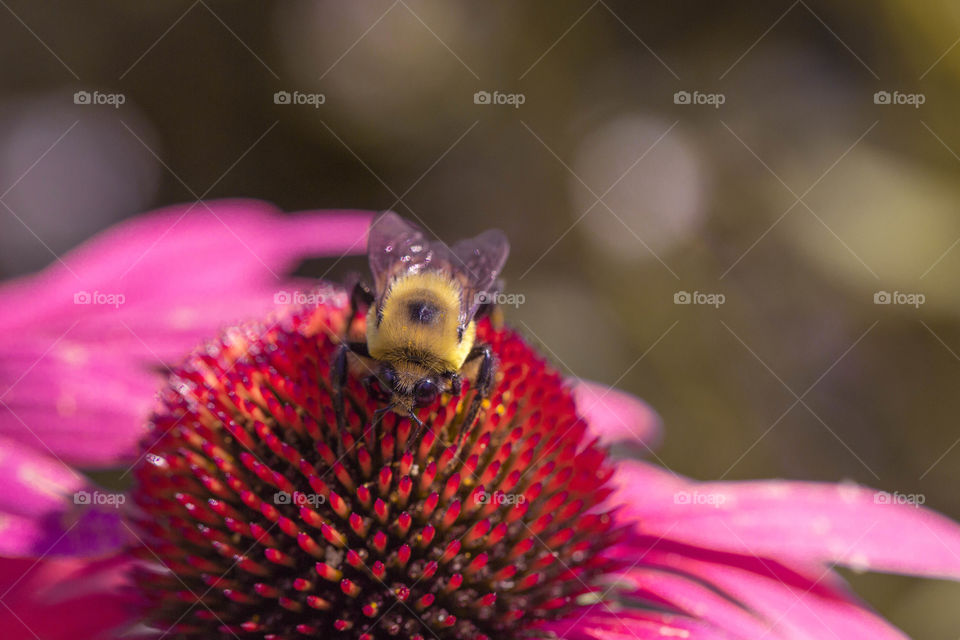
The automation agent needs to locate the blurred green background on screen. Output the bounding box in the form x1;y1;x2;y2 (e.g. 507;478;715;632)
2;1;959;635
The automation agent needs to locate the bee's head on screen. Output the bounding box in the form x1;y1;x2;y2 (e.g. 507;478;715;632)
367;363;441;415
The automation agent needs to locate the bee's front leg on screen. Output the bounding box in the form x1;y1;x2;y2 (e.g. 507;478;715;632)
457;343;495;447
332;343;350;455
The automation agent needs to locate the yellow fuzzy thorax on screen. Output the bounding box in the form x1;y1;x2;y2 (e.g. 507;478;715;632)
365;271;476;374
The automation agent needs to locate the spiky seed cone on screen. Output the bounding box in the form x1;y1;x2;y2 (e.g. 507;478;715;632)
130;290;621;639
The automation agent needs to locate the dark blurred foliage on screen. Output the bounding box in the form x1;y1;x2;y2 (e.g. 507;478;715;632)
2;1;960;635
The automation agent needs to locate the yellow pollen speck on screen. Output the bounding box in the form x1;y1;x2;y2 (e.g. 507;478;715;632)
495;404;505;416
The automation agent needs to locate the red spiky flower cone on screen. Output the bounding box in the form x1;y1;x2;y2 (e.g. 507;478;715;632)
130;288;622;639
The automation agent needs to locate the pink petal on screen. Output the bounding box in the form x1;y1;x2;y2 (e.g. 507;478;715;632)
0;554;139;639
0;349;159;466
0;199;372;331
574;381;662;450
0;200;373;467
0;436;130;557
613;459;960;581
618;566;782;639
536;608;731;639
614;537;908;640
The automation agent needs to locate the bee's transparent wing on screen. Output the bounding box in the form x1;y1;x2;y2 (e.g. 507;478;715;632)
367;212;509;324
366;211;435;295
450;229;510;323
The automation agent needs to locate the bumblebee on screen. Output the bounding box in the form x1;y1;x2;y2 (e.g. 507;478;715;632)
332;212;510;447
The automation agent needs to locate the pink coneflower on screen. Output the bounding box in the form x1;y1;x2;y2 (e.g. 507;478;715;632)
1;201;959;640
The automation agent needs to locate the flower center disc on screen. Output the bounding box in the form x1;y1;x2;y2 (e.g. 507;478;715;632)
130;294;619;639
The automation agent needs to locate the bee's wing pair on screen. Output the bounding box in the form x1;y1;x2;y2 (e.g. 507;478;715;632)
366;212;510;325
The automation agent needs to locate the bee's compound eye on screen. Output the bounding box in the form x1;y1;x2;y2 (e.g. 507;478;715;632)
413;379;439;407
